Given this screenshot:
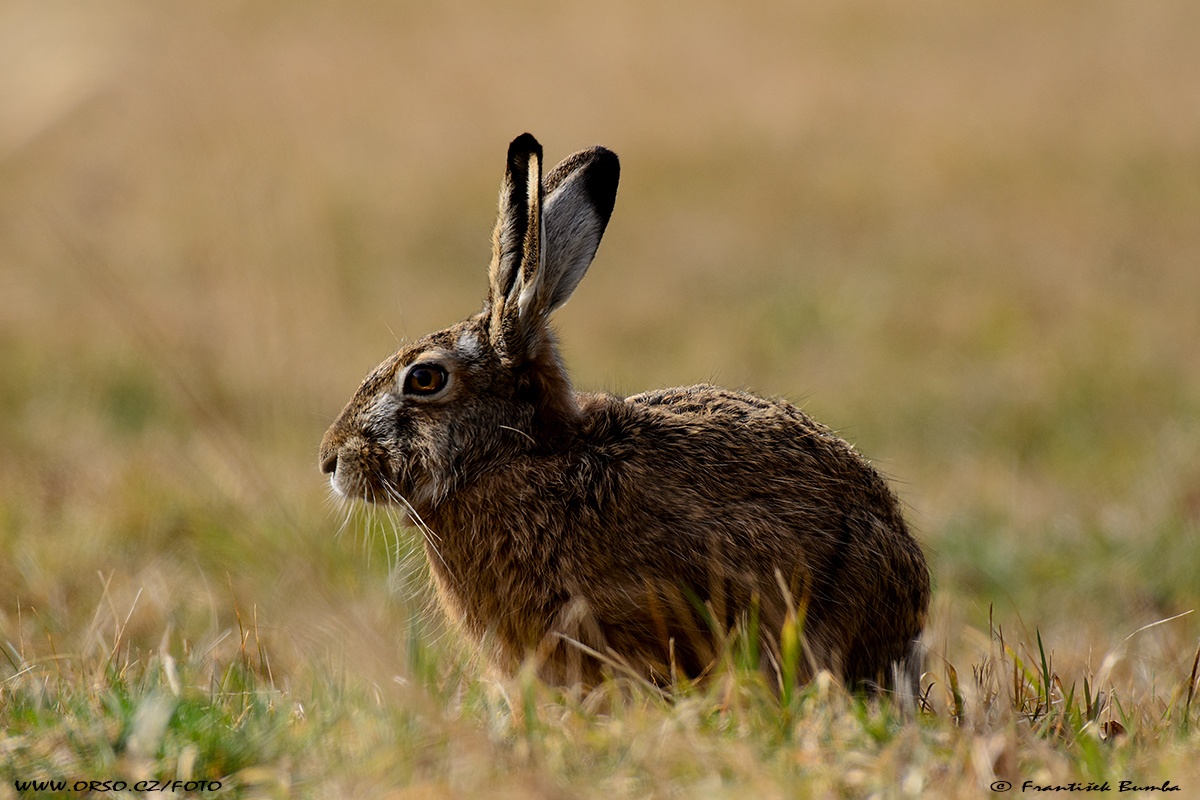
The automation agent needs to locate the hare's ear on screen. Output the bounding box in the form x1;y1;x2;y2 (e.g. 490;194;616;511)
487;133;543;360
486;136;619;362
528;145;620;316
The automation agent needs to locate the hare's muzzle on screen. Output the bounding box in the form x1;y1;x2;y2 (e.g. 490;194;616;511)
318;426;352;497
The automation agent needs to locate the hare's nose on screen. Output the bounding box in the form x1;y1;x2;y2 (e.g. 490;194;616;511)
320;451;338;475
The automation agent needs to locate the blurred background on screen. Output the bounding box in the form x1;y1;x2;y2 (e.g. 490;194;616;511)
2;0;1198;697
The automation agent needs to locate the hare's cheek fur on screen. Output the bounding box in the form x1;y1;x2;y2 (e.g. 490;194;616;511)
324;388;476;512
322;391;417;503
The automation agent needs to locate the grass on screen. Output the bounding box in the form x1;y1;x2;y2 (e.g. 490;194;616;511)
3;0;1200;796
2;579;1198;798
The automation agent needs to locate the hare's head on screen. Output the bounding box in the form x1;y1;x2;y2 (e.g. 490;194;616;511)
319;134;619;512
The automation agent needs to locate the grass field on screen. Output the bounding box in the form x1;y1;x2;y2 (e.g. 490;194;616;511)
2;1;1199;797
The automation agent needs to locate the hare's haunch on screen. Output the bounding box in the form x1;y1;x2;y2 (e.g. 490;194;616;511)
320;134;930;690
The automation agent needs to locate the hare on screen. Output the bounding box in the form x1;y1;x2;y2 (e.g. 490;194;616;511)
320;133;930;691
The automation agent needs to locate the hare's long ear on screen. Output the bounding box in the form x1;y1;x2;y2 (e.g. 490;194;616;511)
525;145;619;318
487;135;619;362
487;133;543;361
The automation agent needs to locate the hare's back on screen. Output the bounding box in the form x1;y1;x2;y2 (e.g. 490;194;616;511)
616;383;906;531
626;384;856;465
627;384;826;433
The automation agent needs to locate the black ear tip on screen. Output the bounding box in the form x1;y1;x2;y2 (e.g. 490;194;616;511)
584;147;620;225
589;146;620;176
508;133;543;167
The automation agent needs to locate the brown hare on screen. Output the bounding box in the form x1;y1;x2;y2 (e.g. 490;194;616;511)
320;133;930;692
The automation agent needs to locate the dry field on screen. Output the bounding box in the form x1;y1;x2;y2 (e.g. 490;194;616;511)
2;1;1199;797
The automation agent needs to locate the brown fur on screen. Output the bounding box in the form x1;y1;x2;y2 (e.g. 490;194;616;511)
319;134;930;691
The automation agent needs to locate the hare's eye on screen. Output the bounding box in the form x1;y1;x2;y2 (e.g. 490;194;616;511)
403;364;448;395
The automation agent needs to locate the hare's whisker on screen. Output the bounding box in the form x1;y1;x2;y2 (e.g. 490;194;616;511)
498;424;536;446
382;482;454;583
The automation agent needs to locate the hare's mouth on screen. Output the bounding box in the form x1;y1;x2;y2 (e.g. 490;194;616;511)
326;455;398;506
328;459;438;519
328;470;381;505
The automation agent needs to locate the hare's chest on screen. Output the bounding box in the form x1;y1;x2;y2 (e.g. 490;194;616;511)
423;513;570;653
